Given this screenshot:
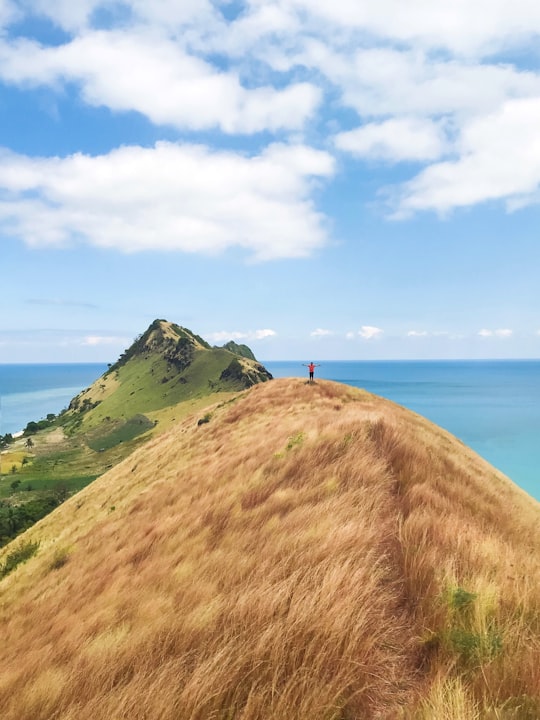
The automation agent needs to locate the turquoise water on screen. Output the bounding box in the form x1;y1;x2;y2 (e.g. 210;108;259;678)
1;360;539;502
264;360;540;502
0;364;106;436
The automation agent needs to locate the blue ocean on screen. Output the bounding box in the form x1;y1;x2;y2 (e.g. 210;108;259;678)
264;360;540;502
0;361;539;502
0;364;107;437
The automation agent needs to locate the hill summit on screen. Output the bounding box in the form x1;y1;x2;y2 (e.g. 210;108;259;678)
1;378;539;718
63;318;272;434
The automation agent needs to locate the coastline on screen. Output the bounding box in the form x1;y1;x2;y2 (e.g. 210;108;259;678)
0;363;107;437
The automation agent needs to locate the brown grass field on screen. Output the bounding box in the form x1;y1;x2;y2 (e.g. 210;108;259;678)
0;378;539;719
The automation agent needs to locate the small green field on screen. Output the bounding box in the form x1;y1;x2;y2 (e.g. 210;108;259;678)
86;414;155;451
0;473;96;498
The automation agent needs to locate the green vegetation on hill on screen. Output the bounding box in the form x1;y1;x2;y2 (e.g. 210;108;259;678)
222;340;256;360
0;319;273;548
64;319;271;433
85;414;155;451
109;319;211;373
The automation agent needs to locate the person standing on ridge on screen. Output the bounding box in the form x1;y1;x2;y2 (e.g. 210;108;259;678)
303;362;320;383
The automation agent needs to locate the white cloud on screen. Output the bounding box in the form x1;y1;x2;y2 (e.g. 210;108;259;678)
243;18;540;219
21;0;106;31
206;329;277;343
22;0;219;32
0;142;334;261
0;31;321;134
0;328;130;351
206;331;248;343
21;0;540;58
0;0;17;27
82;335;130;346
3;1;540;226
335;117;447;162
346;327;384;340
478;328;513;337
123;0;218;30
407;330;429;337
281;0;540;55
310;328;333;337
211;7;540;220
396;98;540;214
214;4;299;55
302;47;540;120
358;326;384;340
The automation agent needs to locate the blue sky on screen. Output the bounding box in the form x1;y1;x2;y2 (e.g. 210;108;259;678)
2;0;540;362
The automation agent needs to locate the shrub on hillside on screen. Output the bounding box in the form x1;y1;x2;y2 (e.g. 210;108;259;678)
220;358;246;384
0;540;40;579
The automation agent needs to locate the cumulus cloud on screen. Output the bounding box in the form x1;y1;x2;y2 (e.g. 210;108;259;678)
21;0;219;33
0;0;16;27
478;328;513;337
82;335;131;346
206;329;277;343
19;0;540;57
0;328;130;351
233;8;540;217
310;328;333;337
206;331;247;343
2;0;540;226
281;0;540;55
0;142;334;260
0;31;321;134
300;47;540;121
355;326;384;340
396;98;540;214
335;118;448;162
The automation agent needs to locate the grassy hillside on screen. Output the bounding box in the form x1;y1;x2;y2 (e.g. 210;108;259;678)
63;319;272;434
0;379;539;719
0;319;272;547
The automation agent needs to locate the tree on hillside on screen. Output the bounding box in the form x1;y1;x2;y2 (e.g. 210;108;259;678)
23;421;39;436
25;437;34;449
0;433;14;448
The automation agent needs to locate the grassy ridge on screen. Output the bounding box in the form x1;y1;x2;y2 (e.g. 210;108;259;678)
0;379;538;718
67;350;234;428
68;323;272;432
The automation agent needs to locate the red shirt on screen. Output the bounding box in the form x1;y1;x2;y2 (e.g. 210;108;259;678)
308;363;315;372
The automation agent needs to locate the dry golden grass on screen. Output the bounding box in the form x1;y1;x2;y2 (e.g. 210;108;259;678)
0;378;539;719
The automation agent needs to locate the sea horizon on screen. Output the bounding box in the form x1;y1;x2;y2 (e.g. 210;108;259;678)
1;359;539;502
0;363;108;438
265;359;540;503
